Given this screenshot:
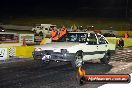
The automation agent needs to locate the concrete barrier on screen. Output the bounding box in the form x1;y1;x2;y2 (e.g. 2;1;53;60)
15;46;34;58
0;46;34;60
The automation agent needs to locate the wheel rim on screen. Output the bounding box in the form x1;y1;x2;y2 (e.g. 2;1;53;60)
75;55;83;67
106;54;110;62
44;60;50;64
102;54;110;64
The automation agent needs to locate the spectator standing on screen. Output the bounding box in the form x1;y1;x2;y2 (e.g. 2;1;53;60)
59;26;68;41
118;38;124;48
59;26;67;37
124;32;129;38
51;27;59;42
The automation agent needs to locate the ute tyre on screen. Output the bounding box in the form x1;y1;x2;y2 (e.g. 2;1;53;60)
33;58;50;66
100;52;111;64
41;60;50;65
33;59;41;65
72;52;83;70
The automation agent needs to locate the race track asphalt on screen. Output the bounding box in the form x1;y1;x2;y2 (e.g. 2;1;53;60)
0;48;132;88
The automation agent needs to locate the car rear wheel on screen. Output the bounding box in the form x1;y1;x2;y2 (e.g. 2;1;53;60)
72;52;83;70
100;52;111;64
33;56;50;65
42;60;50;64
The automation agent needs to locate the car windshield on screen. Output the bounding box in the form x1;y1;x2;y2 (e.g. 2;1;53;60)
56;32;97;44
56;33;87;43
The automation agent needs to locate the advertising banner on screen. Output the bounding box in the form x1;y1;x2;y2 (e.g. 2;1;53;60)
34;36;43;42
19;34;34;43
0;48;7;60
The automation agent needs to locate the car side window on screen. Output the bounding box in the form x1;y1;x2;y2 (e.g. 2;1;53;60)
66;34;78;42
97;35;108;44
79;33;87;43
70;35;77;42
86;33;97;45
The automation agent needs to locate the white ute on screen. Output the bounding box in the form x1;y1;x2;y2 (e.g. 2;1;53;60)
32;24;56;36
33;32;116;69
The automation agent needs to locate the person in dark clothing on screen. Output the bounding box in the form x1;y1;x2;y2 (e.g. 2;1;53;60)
118;38;124;48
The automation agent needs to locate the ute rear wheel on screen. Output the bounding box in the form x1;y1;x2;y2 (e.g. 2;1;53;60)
42;60;50;64
33;56;50;65
72;51;83;70
100;52;111;64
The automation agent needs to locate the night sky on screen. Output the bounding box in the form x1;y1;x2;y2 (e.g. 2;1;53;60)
0;0;132;17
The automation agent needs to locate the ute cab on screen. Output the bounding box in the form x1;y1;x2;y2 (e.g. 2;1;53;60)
32;24;56;37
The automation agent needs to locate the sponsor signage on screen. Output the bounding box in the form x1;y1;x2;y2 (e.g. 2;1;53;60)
34;36;43;42
77;67;131;85
0;48;7;60
19;34;34;43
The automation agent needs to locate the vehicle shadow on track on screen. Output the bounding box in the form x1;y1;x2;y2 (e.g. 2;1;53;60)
0;60;113;88
82;62;113;74
35;61;113;74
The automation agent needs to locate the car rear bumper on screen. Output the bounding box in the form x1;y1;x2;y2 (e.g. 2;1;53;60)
32;51;75;61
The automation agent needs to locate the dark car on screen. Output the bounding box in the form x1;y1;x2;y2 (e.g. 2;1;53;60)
0;26;5;32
